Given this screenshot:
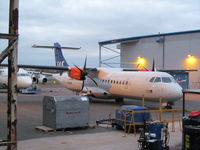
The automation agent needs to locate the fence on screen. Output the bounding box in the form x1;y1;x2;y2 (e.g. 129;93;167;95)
109;108;199;136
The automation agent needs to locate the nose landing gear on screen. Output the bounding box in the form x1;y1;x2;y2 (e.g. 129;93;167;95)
164;102;174;109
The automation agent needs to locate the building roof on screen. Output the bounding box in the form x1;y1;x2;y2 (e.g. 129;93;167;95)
99;29;200;46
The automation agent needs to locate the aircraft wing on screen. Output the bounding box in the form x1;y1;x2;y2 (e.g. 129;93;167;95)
0;64;70;71
158;69;198;72
122;68;198;72
0;63;99;71
122;68;146;71
0;64;99;77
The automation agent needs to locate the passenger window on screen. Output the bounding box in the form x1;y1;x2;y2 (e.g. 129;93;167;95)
162;77;171;83
149;77;155;82
154;77;161;83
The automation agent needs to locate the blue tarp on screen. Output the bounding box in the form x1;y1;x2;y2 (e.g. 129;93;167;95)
115;105;150;126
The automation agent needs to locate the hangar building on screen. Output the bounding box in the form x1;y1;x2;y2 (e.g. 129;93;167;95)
99;30;200;89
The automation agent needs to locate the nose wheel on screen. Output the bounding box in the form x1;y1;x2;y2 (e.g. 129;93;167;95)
164;102;173;109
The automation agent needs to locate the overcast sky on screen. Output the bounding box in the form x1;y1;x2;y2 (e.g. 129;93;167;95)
0;0;200;67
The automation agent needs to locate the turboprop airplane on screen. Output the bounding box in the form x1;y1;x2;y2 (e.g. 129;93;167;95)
0;68;32;89
38;42;183;108
1;43;182;108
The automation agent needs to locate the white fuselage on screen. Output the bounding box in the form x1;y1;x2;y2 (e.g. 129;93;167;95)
0;68;33;89
53;68;183;102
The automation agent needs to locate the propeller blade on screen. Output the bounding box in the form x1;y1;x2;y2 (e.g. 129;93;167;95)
143;66;149;71
73;56;98;91
74;64;86;79
83;56;87;70
81;80;85;91
74;64;82;72
152;59;155;71
87;75;98;86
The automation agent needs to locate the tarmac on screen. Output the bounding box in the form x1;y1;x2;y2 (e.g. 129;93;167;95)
2;85;199;150
17;124;182;150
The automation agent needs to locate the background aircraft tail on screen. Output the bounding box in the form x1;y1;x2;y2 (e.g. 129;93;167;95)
54;42;69;67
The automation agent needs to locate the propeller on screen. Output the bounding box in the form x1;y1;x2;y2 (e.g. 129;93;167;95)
152;59;155;71
137;62;149;71
74;56;98;91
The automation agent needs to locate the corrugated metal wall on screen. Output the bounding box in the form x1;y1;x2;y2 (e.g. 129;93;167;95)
120;32;200;88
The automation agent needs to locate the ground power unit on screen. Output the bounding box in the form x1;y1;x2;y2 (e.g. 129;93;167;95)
43;95;89;129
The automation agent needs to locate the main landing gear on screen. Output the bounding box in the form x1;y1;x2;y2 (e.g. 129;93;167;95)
115;98;124;103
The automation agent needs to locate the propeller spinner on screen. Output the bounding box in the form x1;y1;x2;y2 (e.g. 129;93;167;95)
73;56;98;91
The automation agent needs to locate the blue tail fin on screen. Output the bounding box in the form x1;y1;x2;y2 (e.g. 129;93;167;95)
54;42;69;67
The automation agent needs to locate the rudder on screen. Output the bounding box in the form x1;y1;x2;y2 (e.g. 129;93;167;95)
54;42;69;67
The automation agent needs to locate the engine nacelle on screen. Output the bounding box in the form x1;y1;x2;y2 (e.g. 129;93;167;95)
68;67;83;80
52;72;83;92
32;76;37;82
38;76;47;83
32;74;47;83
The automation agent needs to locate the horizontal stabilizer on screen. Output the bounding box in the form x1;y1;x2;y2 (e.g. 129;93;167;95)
32;44;81;50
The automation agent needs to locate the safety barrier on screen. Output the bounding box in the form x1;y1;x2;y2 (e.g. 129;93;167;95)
109;108;199;136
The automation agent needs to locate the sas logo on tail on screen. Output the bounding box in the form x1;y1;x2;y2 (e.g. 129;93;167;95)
56;61;65;66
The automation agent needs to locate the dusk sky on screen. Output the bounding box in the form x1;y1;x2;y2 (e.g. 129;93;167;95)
0;0;200;67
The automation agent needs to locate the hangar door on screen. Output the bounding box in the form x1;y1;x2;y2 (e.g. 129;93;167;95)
168;72;189;89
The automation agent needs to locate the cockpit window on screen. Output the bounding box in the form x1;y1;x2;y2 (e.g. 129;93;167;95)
170;77;176;83
154;77;161;82
149;77;155;82
162;77;171;83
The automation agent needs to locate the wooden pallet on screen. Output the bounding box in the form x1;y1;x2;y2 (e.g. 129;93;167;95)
35;126;57;133
35;125;94;133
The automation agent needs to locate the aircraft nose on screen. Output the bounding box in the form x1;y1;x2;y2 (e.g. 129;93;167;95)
170;84;183;100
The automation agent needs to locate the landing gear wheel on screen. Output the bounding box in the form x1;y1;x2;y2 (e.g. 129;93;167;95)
165;103;172;109
115;98;124;103
88;96;95;102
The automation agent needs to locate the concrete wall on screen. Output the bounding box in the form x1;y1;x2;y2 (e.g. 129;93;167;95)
120;32;200;88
